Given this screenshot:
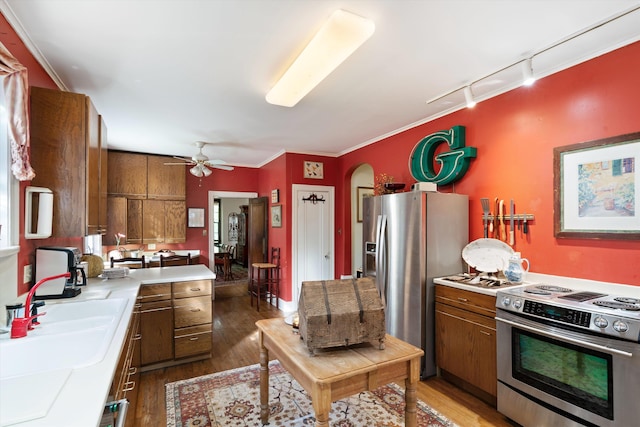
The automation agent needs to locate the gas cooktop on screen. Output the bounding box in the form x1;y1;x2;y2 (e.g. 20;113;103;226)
497;283;640;341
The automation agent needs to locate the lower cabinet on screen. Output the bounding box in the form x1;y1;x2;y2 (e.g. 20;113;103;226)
109;300;141;426
139;279;213;371
435;285;497;405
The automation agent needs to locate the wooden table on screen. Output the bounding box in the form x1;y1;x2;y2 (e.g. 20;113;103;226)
256;318;424;427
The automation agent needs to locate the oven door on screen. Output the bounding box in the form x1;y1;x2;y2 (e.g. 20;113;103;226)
496;310;640;427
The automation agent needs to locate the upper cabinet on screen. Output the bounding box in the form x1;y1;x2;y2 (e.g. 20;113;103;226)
108;151;148;198
147;155;185;200
30;87;108;237
108;152;185;200
106;151;186;244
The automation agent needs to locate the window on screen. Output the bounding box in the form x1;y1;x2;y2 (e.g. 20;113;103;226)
213;199;221;244
0;76;18;250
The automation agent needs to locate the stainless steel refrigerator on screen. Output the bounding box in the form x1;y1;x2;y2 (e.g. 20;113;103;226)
362;191;468;378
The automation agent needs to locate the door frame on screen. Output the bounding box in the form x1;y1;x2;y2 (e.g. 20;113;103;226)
291;184;335;310
208;191;258;267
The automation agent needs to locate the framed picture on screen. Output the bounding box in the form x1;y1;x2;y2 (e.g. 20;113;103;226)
357;186;374;222
271;205;282;228
271;189;279;203
304;161;324;179
554;132;640;239
188;208;205;228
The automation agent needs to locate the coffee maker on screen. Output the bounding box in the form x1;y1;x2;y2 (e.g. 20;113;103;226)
34;246;86;299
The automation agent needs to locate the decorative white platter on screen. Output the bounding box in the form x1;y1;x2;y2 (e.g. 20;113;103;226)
462;238;514;273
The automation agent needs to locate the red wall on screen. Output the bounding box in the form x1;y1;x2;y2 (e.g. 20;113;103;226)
339;41;640;286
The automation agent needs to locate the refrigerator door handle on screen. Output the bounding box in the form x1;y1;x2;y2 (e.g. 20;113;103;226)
376;214;388;307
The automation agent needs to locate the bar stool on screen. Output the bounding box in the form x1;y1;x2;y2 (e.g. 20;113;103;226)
249;247;280;311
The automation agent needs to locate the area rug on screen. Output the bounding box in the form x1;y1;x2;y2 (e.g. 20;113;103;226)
166;360;458;426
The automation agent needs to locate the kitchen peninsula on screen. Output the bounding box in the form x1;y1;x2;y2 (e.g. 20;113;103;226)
0;265;214;427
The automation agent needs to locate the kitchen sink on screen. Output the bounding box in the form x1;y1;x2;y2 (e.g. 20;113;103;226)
0;297;127;378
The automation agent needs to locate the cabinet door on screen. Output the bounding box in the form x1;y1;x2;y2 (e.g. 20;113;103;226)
143;199;165;243
108;151;148;198
147;155;186;200
127;199;143;244
86;97;100;235
107;197;127;246
98;115;109;233
140;300;173;365
165;201;186;243
29;87;87;237
435;302;497;397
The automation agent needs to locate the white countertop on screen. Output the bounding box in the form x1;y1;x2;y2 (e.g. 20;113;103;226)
434;272;639;297
0;264;215;427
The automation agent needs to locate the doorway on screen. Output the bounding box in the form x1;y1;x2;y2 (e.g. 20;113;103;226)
291;184;335;309
208;191;257;268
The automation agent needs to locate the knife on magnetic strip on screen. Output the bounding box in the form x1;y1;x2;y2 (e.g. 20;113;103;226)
509;199;515;246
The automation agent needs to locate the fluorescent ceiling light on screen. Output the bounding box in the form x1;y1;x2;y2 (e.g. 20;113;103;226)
266;9;375;107
464;86;476;108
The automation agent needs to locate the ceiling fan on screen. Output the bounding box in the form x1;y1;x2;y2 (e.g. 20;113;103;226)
165;142;234;177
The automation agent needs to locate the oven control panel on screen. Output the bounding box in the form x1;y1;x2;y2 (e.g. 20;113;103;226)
499;295;640;341
521;300;591;327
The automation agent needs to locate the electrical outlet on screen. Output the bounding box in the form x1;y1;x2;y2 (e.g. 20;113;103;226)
148;243;156;250
24;264;32;284
202;229;207;236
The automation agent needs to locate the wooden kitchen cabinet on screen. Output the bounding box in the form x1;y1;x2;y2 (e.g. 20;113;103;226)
147;155;186;200
173;280;212;359
435;285;497;405
139;283;174;366
139;280;212;371
107;151;148;198
29;86;108;237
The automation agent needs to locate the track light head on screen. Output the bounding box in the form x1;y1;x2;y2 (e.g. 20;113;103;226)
522;58;536;86
464;86;476;108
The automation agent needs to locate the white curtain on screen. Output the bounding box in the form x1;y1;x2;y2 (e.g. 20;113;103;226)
0;41;34;181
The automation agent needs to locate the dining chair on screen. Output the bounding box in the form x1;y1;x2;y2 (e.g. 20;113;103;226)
214;252;233;280
111;256;146;269
249;247;280;311
159;253;192;267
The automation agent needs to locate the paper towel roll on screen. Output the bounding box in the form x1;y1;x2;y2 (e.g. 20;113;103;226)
37;192;53;237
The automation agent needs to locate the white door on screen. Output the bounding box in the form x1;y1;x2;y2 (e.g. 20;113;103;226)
291;184;335;309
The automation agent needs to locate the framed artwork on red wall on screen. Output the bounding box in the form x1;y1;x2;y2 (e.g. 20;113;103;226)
554;132;640;240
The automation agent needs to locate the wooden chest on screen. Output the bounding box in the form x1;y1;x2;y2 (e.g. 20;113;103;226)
298;278;386;353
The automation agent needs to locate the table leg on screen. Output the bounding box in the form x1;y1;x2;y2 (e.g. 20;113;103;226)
404;357;420;427
259;333;269;424
311;384;331;427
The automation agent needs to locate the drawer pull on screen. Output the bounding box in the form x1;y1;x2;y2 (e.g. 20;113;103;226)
122;381;135;392
190;308;201;312
129;367;137;375
133;333;142;340
457;297;469;302
189;337;199;341
190;287;201;292
480;330;491;336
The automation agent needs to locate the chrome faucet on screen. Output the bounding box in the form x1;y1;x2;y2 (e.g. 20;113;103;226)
10;272;70;339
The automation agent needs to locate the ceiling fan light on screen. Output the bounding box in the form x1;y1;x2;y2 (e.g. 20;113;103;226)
265;9;375;107
190;165;203;177
202;165;212;177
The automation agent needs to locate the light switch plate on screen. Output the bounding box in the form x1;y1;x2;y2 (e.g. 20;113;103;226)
148;243;156;250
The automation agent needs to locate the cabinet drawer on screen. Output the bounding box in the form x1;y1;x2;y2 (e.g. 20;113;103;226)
435;285;496;317
173;280;212;299
138;283;171;302
174;296;212;328
174;324;212;359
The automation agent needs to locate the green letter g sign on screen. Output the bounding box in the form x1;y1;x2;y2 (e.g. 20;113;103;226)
409;125;476;185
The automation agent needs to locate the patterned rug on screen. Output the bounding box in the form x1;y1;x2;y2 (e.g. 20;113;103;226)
166;361;458;427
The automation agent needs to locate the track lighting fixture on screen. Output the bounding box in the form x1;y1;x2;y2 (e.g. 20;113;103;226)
522;58;536;86
463;86;476;108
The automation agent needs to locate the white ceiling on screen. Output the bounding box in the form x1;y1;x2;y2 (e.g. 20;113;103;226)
3;0;640;168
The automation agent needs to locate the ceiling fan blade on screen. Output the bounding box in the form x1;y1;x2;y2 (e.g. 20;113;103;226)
173;155;193;162
211;164;234;171
164;162;191;166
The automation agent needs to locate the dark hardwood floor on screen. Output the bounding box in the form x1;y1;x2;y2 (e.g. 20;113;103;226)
133;292;515;426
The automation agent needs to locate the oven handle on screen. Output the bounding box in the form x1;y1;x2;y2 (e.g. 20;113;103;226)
495;317;634;358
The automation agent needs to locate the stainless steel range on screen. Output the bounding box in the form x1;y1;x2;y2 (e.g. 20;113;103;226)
495;283;640;427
